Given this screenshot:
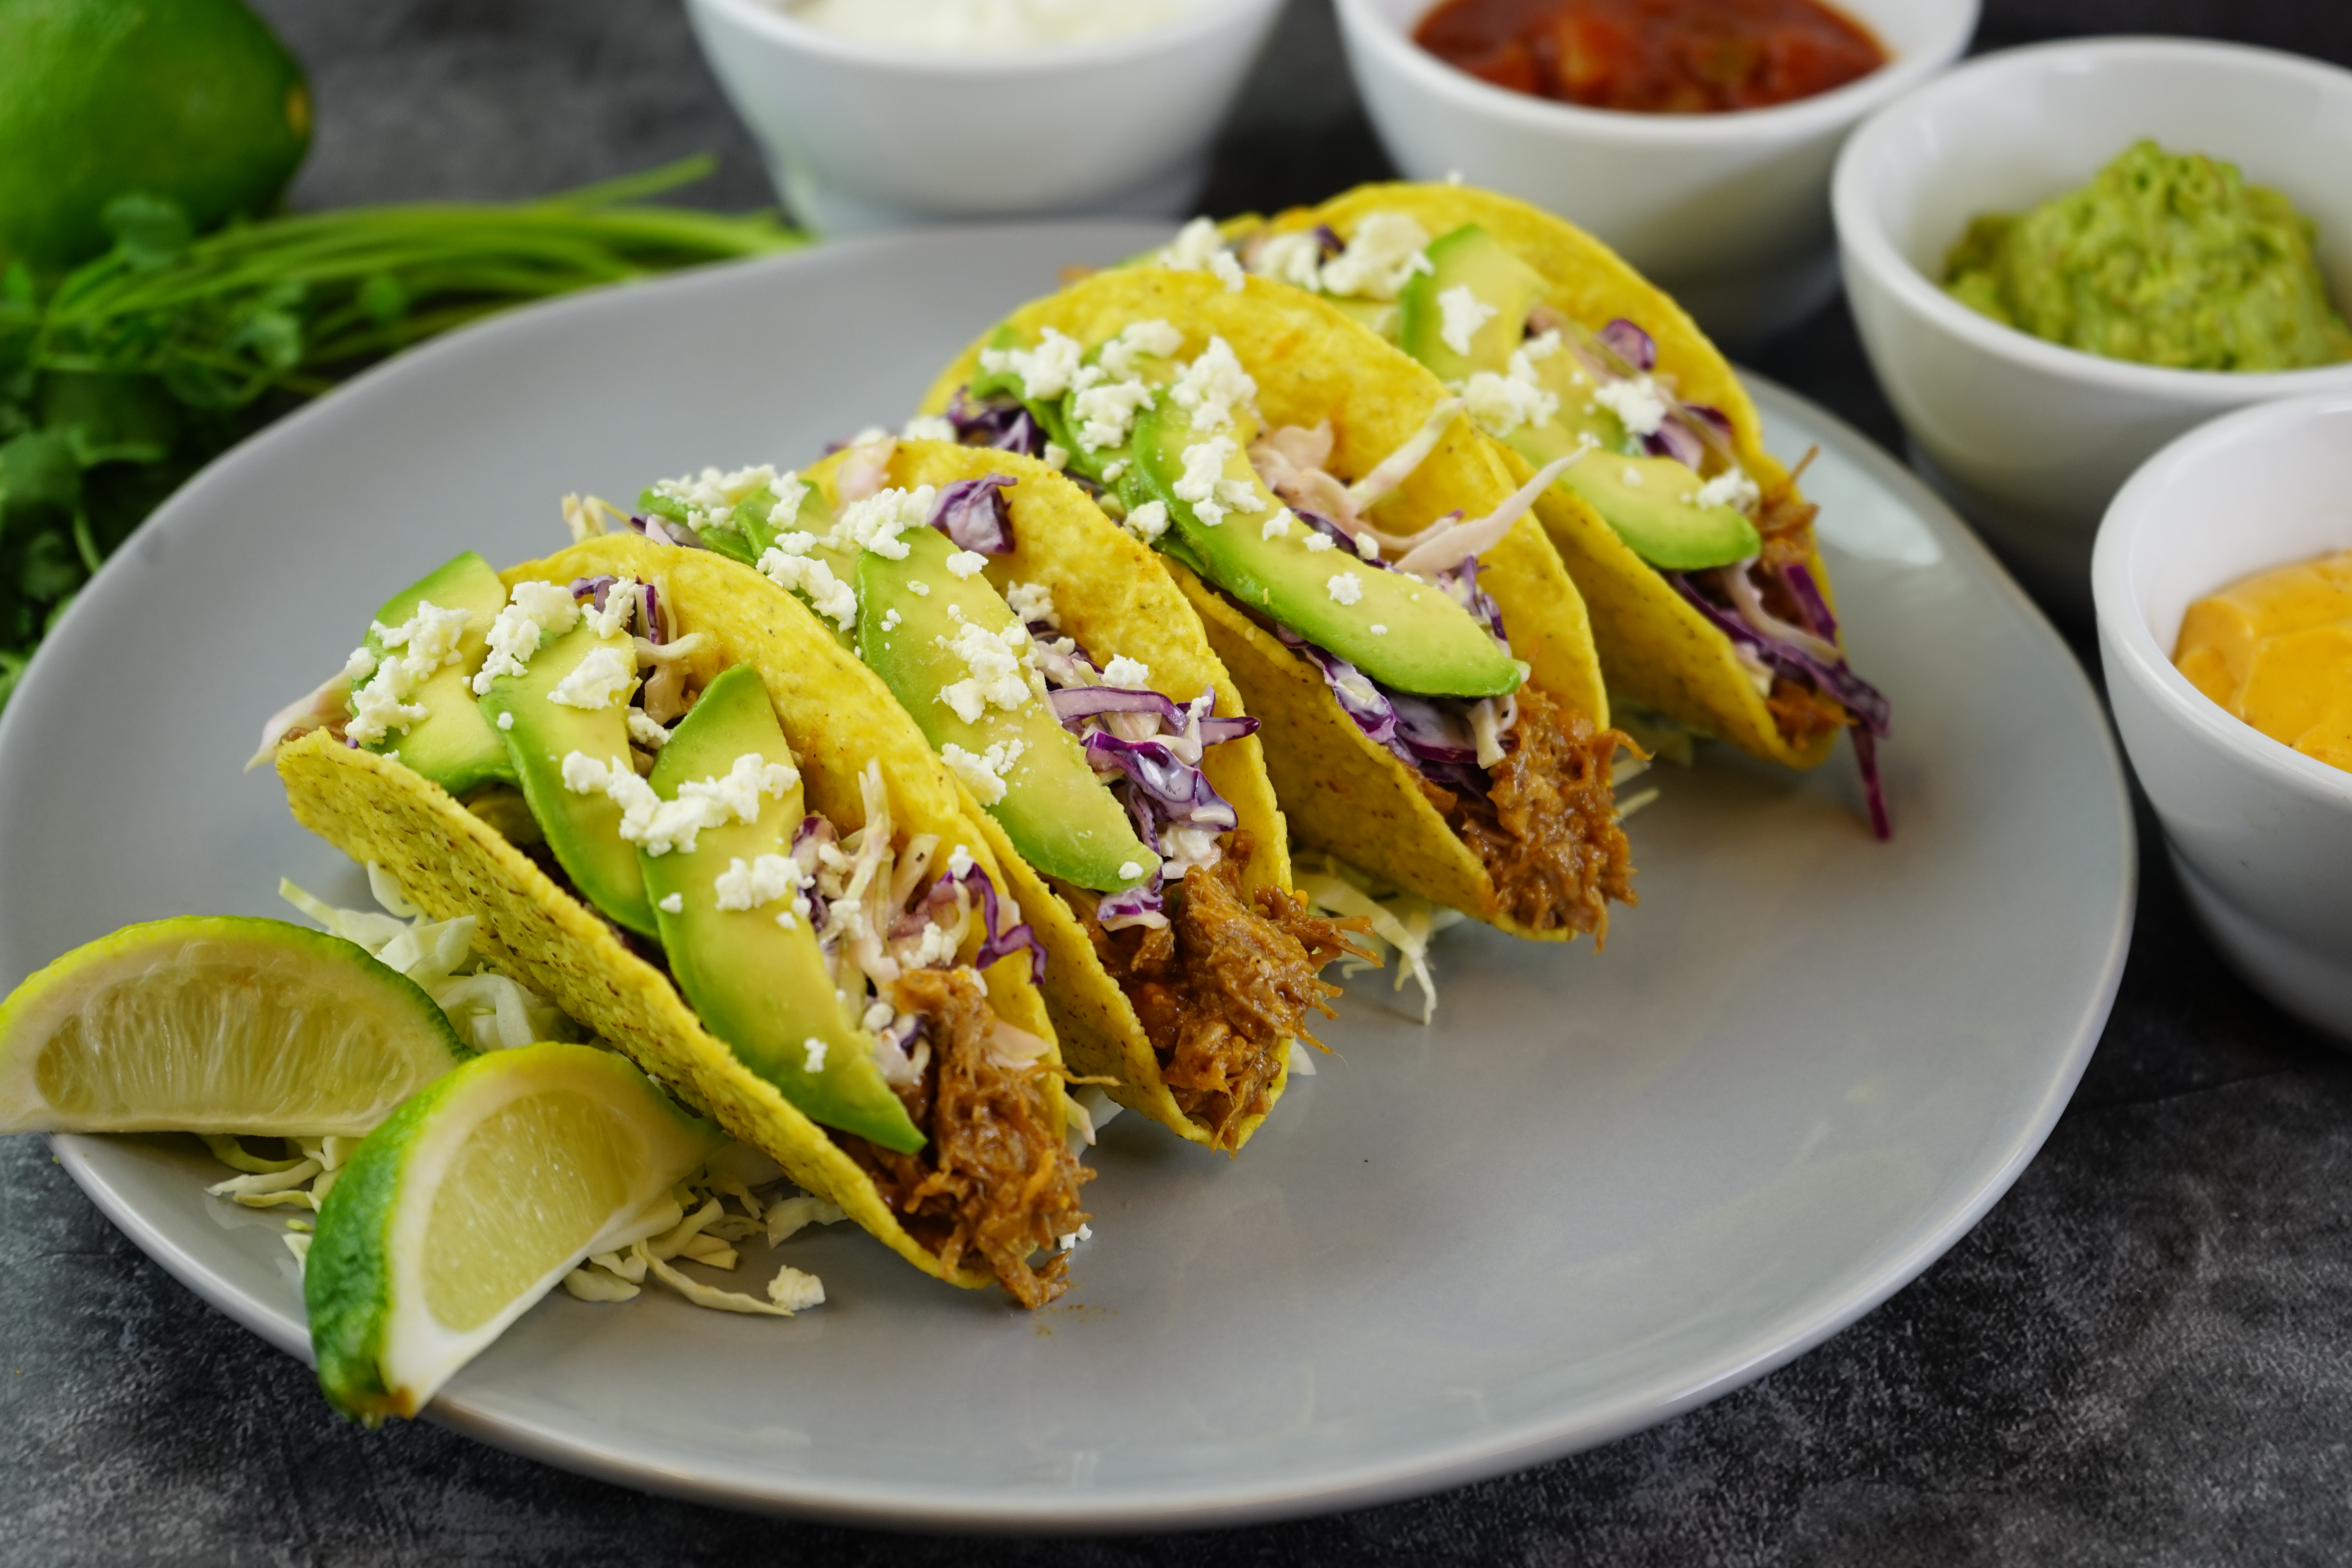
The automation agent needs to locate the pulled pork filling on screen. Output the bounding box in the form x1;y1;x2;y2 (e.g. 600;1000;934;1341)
838;967;1091;1309
1416;687;1636;937
1075;830;1360;1150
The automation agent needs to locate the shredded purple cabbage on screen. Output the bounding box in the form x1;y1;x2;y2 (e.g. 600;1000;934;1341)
1082;732;1242;831
947;388;1047;457
1643;418;1705;469
1598;318;1657;372
1275;626;1503;797
929;475;1016;555
1665;567;1892;838
568;574;617;609
641;582;668;645
1048;684;1259;745
1276;628;1399;748
1433;557;1507;643
951;863;1046;984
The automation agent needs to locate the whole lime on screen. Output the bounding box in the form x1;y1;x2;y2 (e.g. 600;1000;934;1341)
0;0;312;271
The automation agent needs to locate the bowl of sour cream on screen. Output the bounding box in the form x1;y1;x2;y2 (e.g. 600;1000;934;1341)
686;0;1285;234
2094;391;2352;1041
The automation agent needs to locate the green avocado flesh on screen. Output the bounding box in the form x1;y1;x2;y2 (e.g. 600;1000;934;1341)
359;552;514;794
477;617;659;939
856;526;1154;893
642;666;924;1154
1400;222;1759;572
1120;398;1518;698
1944;140;2352;372
1398;223;1548;386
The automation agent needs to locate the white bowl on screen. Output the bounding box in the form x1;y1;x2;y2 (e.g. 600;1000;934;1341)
1332;0;1974;346
685;0;1284;234
1837;38;2352;617
2094;392;2352;1040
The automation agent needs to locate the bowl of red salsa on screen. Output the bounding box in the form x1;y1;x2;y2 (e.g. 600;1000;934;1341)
1333;0;1975;343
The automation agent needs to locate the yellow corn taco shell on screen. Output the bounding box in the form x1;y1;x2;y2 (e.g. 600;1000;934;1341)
922;268;1631;943
796;440;1309;1151
277;534;1069;1295
1259;184;1840;769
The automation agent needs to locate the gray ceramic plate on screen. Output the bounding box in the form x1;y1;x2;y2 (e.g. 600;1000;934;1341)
0;224;2132;1532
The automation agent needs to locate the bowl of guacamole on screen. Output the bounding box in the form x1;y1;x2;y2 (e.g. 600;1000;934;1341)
1833;37;2352;615
1943;140;2352;374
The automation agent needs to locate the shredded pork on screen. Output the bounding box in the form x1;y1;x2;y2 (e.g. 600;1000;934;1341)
1421;687;1636;939
837;967;1091;1308
1078;831;1361;1150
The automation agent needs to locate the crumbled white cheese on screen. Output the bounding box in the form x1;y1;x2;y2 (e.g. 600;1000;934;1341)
1461;344;1562;439
714;853;810;913
1174;436;1238;526
880;606;902;633
1594;374;1669;438
1318;212;1434;301
944;549;989;580
1167;337;1256;434
901;414;956;443
1249;230;1325;290
757;546;857;633
340;645;379;683
1303;531;1335;554
346;672;428;747
937;621;1034;721
911;581;931;597
940;738;1025;805
1622;465;1644;488
1261;509;1295;540
495;711;514;731
1005;579;1056;628
472;580;581;694
1209;249;1246;291
546;642;638;710
1071;374;1155;452
766;472;808;532
1102;460;1127;484
803;1037;828;1074
830;484;936;560
1100;655;1151;688
372;600;472;681
676;752;800;825
1327;572;1364;605
657;892;684;915
1695;467;1761;514
978;327;1084;401
649;464;776;534
1124;500;1170;542
1371;623;1389;635
1437;285;1498;355
1042;442;1069;470
1160;217;1227;274
1117;860;1143;880
627;710;670;750
579;577;639;641
946;844;975;878
1100;319;1183;379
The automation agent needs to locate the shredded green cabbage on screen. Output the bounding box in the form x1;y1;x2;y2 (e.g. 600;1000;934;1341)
1294;852;1464;1024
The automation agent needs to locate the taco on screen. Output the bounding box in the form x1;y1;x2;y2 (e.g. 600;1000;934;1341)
1173;183;1892;836
917;266;1639;944
263;532;1091;1306
604;441;1359;1153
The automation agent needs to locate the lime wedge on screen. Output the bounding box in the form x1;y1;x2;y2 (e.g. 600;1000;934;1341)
0;916;469;1137
305;1042;722;1423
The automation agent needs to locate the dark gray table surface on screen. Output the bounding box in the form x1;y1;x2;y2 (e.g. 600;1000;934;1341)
9;2;2352;1563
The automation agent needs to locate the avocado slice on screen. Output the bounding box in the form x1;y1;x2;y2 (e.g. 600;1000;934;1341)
477;617;659;939
356;552;514;794
1386;222;1762;573
1508;422;1761;572
1398;224;1548;386
1120;399;1520;699
641;666;925;1154
857;527;1156;893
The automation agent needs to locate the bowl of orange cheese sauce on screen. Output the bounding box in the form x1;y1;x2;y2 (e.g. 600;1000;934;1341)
2095;392;2352;1041
2176;551;2352;774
